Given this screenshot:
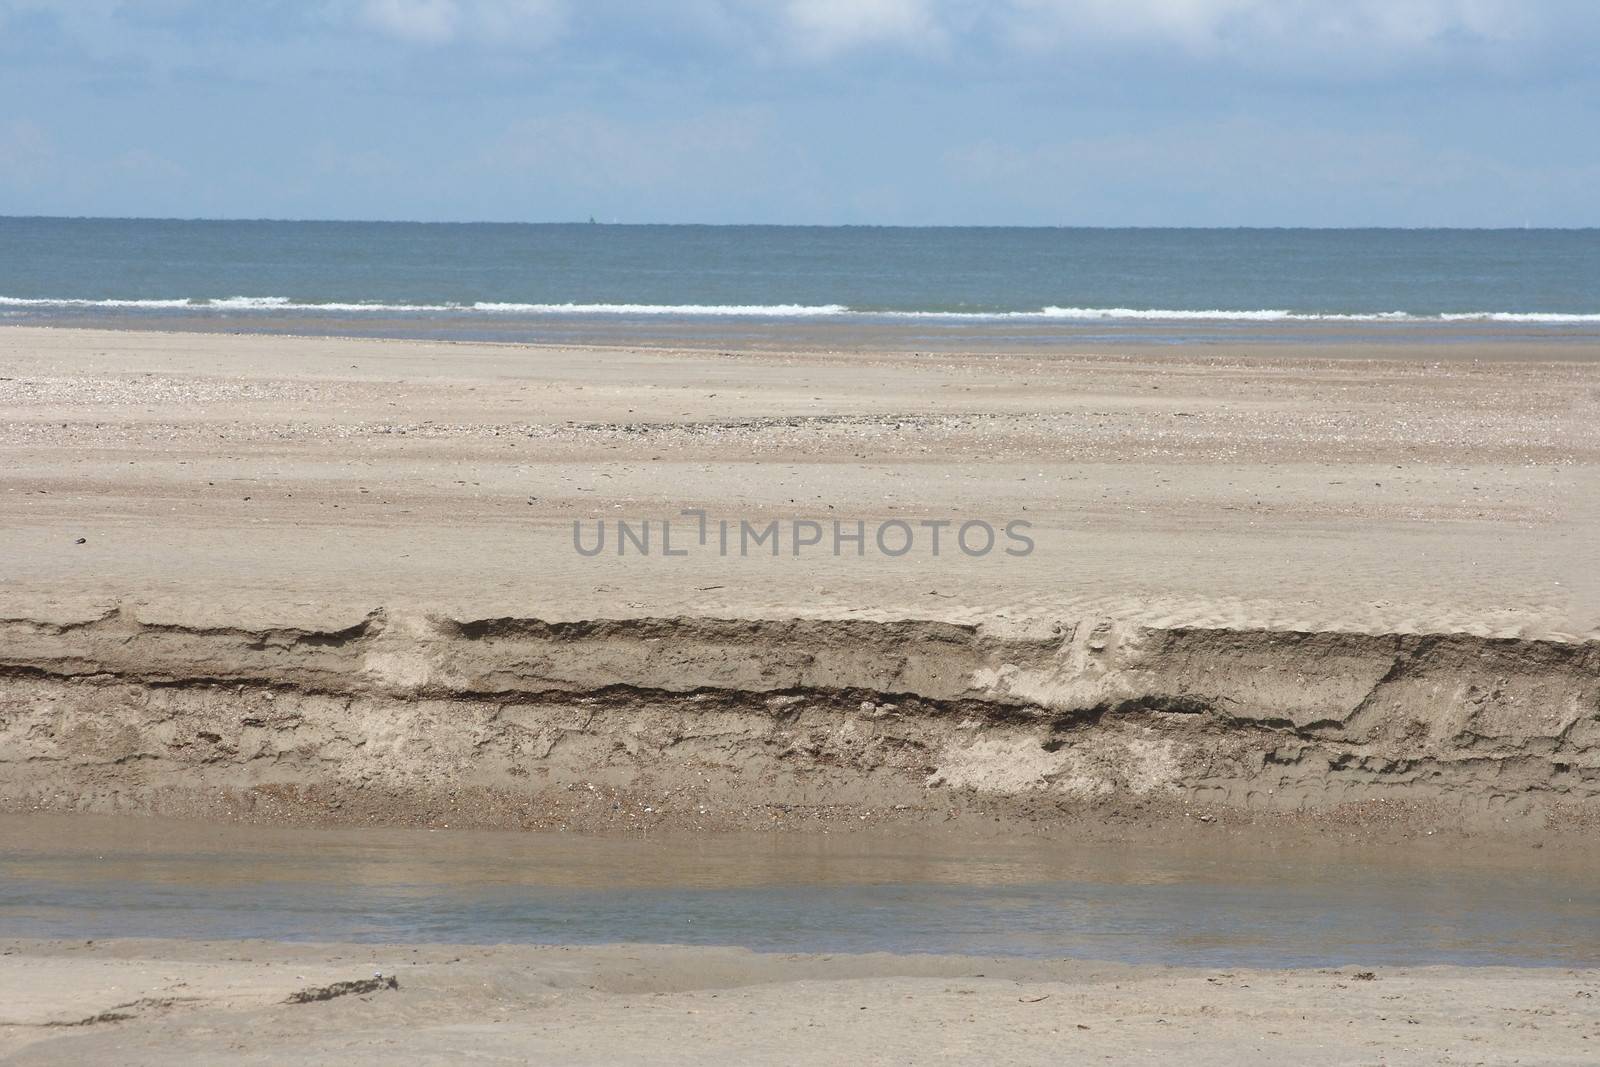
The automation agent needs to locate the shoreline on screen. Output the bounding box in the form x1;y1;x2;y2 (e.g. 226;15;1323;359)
9;313;1600;355
7;316;1600;357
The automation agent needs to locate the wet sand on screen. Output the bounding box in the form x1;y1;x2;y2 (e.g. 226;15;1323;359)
22;307;1600;353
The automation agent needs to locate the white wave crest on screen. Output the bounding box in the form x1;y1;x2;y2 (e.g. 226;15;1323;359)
1;295;1596;323
0;296;202;309
471;301;852;316
880;307;1600;323
1437;311;1600;323
0;295;854;316
1029;307;1414;322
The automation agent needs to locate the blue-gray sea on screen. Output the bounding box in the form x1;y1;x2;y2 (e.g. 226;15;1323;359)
2;218;1596;346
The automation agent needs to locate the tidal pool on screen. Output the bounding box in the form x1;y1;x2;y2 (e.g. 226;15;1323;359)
1;816;1595;969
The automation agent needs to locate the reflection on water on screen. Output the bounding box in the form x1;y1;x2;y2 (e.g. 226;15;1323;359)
1;816;1595;969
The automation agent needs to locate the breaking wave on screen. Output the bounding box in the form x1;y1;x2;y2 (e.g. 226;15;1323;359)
1;295;1597;323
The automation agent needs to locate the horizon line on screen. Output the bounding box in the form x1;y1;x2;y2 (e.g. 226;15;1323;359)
2;215;1596;232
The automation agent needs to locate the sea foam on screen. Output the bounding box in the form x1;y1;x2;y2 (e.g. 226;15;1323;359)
1;295;1597;323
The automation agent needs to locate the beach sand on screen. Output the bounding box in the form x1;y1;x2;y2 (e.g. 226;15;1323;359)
3;326;1600;1060
2;938;1597;1065
1;325;1595;636
1;325;1599;835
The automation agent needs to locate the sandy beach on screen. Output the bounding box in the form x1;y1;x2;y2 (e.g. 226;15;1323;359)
2;937;1597;1065
2;323;1599;1060
10;2;1600;1059
11;0;1600;1056
2;326;1595;636
1;324;1598;834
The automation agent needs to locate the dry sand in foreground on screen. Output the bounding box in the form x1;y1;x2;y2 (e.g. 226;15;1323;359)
1;939;1597;1065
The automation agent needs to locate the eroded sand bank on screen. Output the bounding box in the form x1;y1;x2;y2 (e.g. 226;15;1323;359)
2;610;1597;830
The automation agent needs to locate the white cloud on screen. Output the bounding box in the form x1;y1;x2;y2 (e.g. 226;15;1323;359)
359;0;458;44
648;0;1578;72
689;0;1568;69
781;0;943;55
996;0;1544;63
1;0;1591;76
351;0;563;46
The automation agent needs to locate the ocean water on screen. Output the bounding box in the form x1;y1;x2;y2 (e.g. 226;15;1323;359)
1;217;1597;344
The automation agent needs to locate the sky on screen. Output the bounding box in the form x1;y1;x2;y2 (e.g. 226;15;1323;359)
1;0;1597;226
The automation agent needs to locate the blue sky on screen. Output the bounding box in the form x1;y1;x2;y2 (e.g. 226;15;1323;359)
1;1;1597;225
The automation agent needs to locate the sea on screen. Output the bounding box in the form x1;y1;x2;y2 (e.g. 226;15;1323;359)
1;217;1597;347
